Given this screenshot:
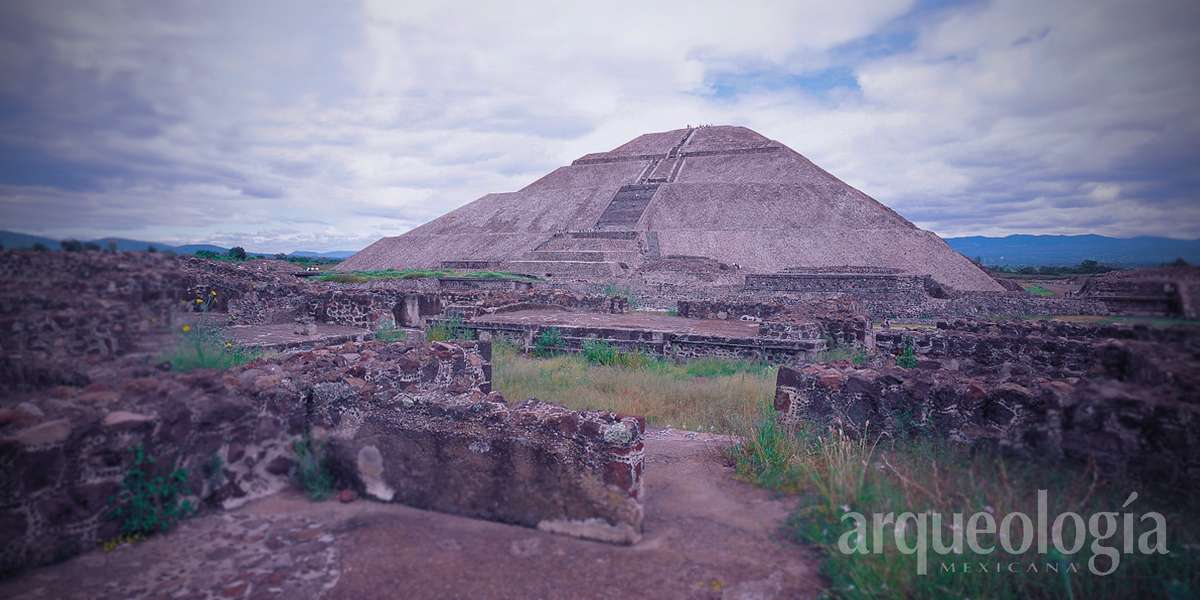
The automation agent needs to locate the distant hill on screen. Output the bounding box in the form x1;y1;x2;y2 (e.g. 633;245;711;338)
0;230;356;259
945;235;1200;267
289;250;357;259
0;230;59;249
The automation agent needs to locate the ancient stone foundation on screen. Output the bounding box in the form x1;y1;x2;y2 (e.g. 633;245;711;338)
774;317;1200;484
1;339;645;574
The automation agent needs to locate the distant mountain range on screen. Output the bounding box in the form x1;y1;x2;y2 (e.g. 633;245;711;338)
944;234;1199;267
0;230;357;260
3;229;1196;267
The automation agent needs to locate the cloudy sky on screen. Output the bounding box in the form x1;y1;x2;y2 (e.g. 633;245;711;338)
1;0;1198;252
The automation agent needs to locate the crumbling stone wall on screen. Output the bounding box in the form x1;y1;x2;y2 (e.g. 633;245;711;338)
438;319;828;364
773;363;1200;483
0;251;193;392
1;339;647;573
1076;266;1200;319
677;298;870;346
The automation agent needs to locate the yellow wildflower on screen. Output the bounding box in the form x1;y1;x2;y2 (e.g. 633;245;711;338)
195;298;203;304
182;324;191;333
210;290;218;296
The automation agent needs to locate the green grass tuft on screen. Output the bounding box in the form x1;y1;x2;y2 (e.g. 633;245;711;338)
162;324;260;372
108;445;194;537
292;437;334;501
374;323;407;343
1023;284;1057;297
427;315;475;342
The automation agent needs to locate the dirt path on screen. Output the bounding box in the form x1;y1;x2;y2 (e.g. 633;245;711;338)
0;429;823;600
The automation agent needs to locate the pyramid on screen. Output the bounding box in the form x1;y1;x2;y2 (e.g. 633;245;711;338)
341;126;1003;292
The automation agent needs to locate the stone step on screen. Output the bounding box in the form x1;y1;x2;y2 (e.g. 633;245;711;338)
567;230;639;240
501;260;630;279
536;232;639;252
594;185;658;230
524;250;638;262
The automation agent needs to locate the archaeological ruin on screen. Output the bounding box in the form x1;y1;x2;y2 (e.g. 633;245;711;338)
1;128;1198;597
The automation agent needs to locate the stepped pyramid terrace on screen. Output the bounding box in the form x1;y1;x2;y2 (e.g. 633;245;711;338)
341;125;1004;293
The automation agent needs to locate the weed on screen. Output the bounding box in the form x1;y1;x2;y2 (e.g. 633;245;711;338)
493;342;774;432
204;453;225;491
729;420;1200;599
896;341;918;369
427;316;474;341
1023;284;1056;297
533;327;565;357
164;290;260;371
108;445;194;536
374;323;408;343
292;437;334;501
581;339;621;365
162;324;261;371
603;284;639;308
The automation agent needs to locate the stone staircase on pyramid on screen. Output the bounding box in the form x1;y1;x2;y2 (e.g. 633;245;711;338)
503;230;641;279
494;129;697;279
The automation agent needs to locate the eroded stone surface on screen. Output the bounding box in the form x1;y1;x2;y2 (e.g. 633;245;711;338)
0;430;822;600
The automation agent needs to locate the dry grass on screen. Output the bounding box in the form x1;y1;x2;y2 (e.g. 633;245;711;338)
740;421;1200;599
492;342;774;433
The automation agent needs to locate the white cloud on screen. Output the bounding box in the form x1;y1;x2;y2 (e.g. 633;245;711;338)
0;0;1197;251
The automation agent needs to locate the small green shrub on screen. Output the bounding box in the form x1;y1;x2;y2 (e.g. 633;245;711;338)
682;357;770;378
374;324;407;343
292;437;334;501
1023;284;1056;297
163;324;261;372
533;327;565;357
896;341;918;369
581;339;621;365
603;284;639;308
729;407;802;492
427;316;474;341
108;445;194;536
851;349;869;366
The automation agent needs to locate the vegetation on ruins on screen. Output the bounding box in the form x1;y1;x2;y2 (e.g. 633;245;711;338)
602;283;639;308
1023;283;1056;297
317;268;537;284
107;445;195;537
162;290;261;371
728;417;1198;599
816;342;870;366
493;341;774;432
292;437;334;501
426;315;474;341
373;323;408;343
895;341;918;369
532;327;565;357
498;340;1197;597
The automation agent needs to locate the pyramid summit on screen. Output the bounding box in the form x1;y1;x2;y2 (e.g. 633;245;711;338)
342;125;1003;292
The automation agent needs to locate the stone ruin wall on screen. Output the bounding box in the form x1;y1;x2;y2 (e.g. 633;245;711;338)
438;319;828;364
774;364;1200;484
676;299;871;346
773;318;1200;484
1;339;646;574
1077;266;1200;319
0;252;203;392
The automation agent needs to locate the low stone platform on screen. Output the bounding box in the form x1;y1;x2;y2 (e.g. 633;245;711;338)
445;309;829;364
226;323;372;352
0;340;646;573
0;430;823;600
473;309;761;338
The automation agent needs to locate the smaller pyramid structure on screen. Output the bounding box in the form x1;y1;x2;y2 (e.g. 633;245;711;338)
341;125;1003;292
